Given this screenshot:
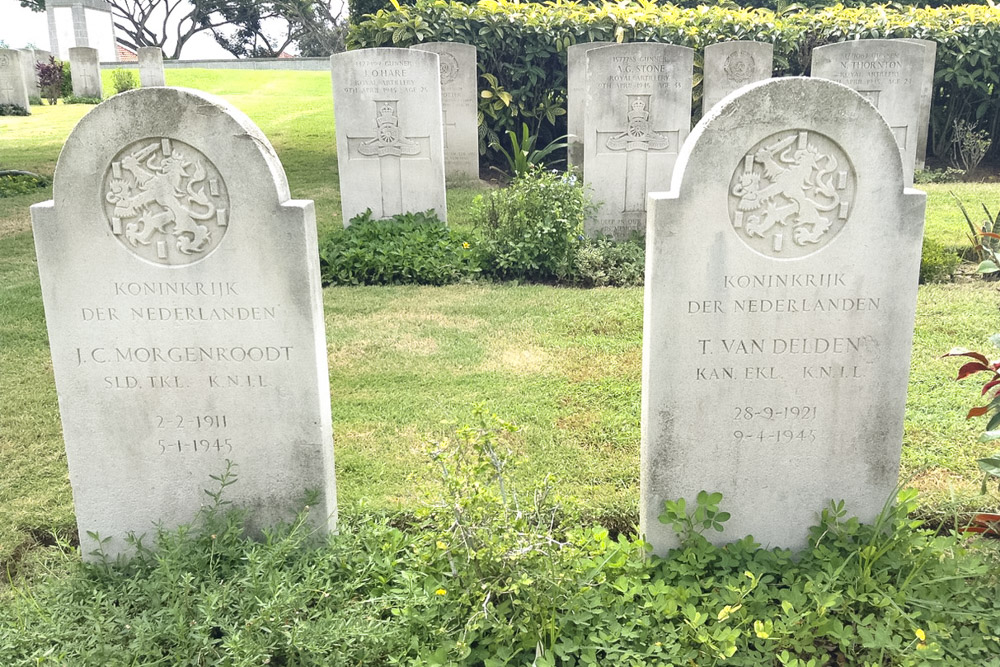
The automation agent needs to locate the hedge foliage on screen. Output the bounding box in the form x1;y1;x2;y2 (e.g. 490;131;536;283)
350;1;1000;166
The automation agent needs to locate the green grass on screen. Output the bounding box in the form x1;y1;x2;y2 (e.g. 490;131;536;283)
1;69;999;583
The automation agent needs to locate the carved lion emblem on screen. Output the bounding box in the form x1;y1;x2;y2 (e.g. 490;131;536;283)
103;138;230;265
728;130;856;258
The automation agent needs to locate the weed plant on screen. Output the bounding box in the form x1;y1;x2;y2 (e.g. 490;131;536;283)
0;174;47;198
0;104;29;116
2;410;999;665
110;68;138;95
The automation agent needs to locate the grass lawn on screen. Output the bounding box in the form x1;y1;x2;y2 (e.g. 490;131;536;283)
1;69;999;581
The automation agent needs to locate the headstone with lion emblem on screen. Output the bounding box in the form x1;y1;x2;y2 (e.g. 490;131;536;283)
31;87;338;562
640;77;925;555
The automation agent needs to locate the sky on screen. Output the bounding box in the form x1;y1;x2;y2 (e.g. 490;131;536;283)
0;1;235;59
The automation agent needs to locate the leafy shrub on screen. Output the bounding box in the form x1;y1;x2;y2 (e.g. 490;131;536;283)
61;95;102;105
472;167;592;282
954;193;1000;278
27;95;41;106
2;411;999;665
572;235;644;287
919;236;960;284
352;1;1000;166
0;103;29;116
943;337;1000;492
35;56;64;105
0;173;47;198
61;59;72;98
319;209;478;285
914;166;966;184
110;68;138;94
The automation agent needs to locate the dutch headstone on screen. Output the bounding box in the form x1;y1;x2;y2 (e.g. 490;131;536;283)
566;41;612;172
138;47;166;87
0;49;31;110
900;38;937;171
18;49;41;100
410;42;479;183
641;77;925;554
331;48;447;223
69;46;102;99
702;41;773;115
810;39;929;186
30;87;338;561
584;43;693;239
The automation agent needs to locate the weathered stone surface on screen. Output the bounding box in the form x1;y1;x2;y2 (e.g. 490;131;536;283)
68;46;102;98
584;43;693;239
566;41;612;172
30;87;337;561
410;42;479;183
331;48;447;224
641;77;925;554
18;49;41;99
138;47;166;87
900;38;937;171
811;39;929;186
0;49;31;109
702;41;773;115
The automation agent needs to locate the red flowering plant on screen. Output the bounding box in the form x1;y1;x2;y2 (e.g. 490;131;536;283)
944;334;1000;492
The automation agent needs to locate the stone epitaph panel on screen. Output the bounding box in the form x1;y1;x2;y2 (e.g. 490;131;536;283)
410;42;479;183
69;46;102;99
18;49;41;99
0;49;30;109
702;41;773;115
331;48;447;223
31;87;337;561
566;41;612;172
641;78;925;554
811;39;929;186
584;43;693;240
138;47;166;87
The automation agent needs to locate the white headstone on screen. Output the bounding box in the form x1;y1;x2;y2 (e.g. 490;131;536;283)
0;49;31;109
584;43;693;239
566;41;613;172
138;47;166;87
30;87;338;561
69;46;102;99
410;42;479;184
811;39;929;186
331;48;447;223
900;38;937;171
702;41;773;115
640;77;925;555
18;49;41;100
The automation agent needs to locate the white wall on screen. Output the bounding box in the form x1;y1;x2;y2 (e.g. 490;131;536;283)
85;7;117;61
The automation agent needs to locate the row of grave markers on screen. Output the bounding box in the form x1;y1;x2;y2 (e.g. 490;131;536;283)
0;45;167;107
30;61;924;560
330;39;935;242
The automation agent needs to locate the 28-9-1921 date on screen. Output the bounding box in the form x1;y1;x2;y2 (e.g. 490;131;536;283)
732;406;817;421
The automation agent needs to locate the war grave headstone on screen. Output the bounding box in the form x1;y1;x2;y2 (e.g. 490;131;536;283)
30;87;338;561
410;42;479;184
900;38;937;171
69;46;102;99
810;39;929;186
640;77;925;555
566;41;612;172
702;41;773;115
18;49;41;99
0;49;31;110
138;46;166;87
584;43;693;239
331;48;447;223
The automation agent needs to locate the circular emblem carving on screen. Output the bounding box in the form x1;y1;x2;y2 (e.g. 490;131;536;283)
0;54;9;68
103;138;230;266
438;51;459;85
728;130;856;259
724;50;756;85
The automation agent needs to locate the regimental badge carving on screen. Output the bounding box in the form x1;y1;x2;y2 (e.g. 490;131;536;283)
0;54;9;69
103;138;230;266
728;130;856;258
438;51;459;85
605;97;670;152
724;50;756;85
358;101;421;158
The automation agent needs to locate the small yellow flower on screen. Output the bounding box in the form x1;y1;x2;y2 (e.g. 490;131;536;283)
435;588;447;596
436;540;447;550
915;628;926;642
462;242;470;249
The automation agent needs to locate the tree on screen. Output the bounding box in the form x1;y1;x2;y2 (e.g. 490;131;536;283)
208;0;347;58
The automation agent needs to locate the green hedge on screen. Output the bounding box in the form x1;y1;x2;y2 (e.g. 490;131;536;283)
350;1;1000;166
